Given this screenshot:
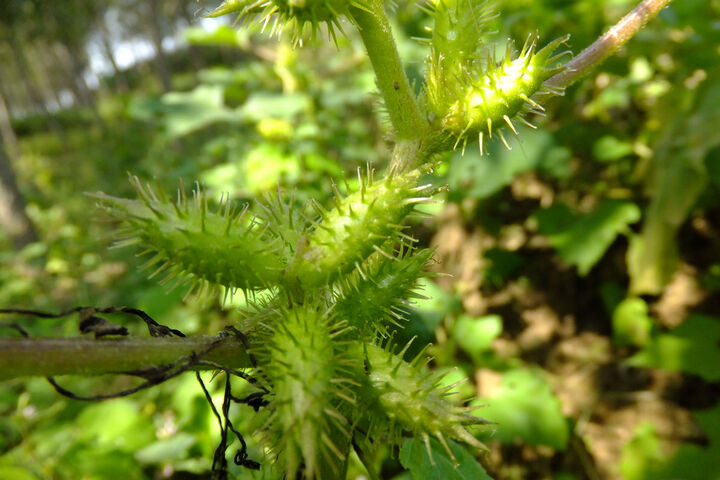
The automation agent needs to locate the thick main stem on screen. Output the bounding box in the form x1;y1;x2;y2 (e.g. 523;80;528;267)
0;335;250;380
544;0;673;90
350;0;429;141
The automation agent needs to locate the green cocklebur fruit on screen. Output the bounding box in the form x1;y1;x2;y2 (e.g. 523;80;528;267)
208;0;360;44
350;341;488;461
425;0;569;154
284;166;437;292
91;177;288;295
333;248;434;339
254;304;357;479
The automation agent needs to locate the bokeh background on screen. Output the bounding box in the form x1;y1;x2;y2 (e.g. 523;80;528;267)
1;0;719;478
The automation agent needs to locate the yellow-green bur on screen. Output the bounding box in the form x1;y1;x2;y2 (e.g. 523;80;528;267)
285;167;434;290
259;306;354;479
92;181;286;292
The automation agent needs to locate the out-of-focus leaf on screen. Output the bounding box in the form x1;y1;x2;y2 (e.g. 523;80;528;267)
161;85;239;138
399;437;493;480
453;315;503;357
0;464;38;480
620;404;720;480
184;25;248;48
243;143;301;193
446;127;571;200
77;399;154;451
612;297;653;347
239;92;311;122
534;199;641;275
593;135;634;162
135;433;197;464
411;278;462;330
472;368;569;449
628;314;720;381
619;422;662;480
483;248;525;287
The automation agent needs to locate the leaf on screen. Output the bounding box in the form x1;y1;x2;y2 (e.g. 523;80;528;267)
399;437;493;480
628;314;720;381
612;297;653;347
453;315;503;358
134;433;197;464
534;199;641;276
447;128;570;200
619;422;663;480
472;368;569;449
184;25;247;48
593;135;634;162
619;404;720;480
239;92;311;122
160;85;240;138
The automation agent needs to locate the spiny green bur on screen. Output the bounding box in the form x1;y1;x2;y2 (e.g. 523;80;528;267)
256;305;354;479
92;177;287;294
351;342;487;461
333;248;434;338
425;0;569;153
285;166;435;290
208;0;358;43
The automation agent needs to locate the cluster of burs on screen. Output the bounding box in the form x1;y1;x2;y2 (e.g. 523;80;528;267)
97;0;567;477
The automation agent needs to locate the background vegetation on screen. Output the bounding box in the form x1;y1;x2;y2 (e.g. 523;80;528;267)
1;0;719;478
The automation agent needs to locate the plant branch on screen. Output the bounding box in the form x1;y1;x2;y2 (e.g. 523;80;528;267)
350;0;429;140
0;335;251;380
544;0;673;90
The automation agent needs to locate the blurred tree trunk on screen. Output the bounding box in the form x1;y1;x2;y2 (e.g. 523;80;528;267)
98;23;129;92
0;83;19;160
57;42;97;110
147;0;172;92
0;139;37;249
7;36;67;146
178;5;205;73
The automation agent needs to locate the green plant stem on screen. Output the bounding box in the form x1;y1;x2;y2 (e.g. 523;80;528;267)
544;0;673;90
350;0;429;140
0;335;250;380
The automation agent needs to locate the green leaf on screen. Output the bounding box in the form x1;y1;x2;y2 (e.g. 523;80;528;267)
399;437;493;480
240;92;311;122
472;368;569;449
593;135;634;162
184;25;248;48
161;85;240;138
619;422;662;480
447;128;570;200
453;315;502;357
612;297;653;347
0;465;38;480
134;433;197;464
534;199;641;275
628;314;720;381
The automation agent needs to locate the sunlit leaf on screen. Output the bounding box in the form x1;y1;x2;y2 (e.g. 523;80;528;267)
472;368;569;449
612;297;653;347
628;314;720;381
535;199;640;275
399;437;493;480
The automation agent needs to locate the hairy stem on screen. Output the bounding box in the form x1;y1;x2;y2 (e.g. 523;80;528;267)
350;0;429;140
544;0;673;90
0;335;250;380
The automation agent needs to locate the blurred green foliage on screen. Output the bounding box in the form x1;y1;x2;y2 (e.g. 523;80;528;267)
1;0;719;478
